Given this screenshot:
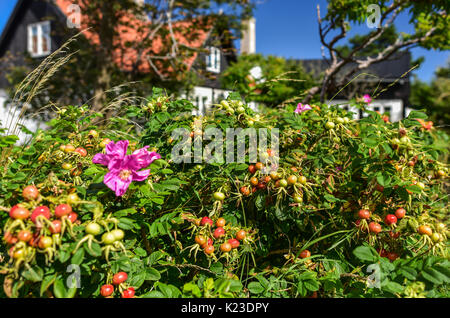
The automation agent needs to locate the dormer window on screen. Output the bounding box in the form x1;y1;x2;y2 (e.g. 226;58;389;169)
206;47;220;73
27;21;51;57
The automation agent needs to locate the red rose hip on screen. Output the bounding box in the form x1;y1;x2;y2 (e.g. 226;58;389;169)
112;272;128;285
9;205;30;220
369;222;382;234
31;206;51;223
100;284;114;297
22;185;39;201
395;208;406;219
384;214;397;225
358;209;371;219
228;238;240;249
299;250;311;259
213;227;225;239
200;216;213;226
55;204;72;218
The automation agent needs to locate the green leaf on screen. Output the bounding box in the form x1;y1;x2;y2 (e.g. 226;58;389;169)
324;194;340;202
247;281;265;294
298;271;317;280
433;265;450;282
141;290;165;298
422;268;446;285
134;247;147;257
53;279;67;298
376;172;391;187
353;245;379;263
296;281;307;297
83;166;103;176
84;241;102;257
214;278;231;294
150;197;164;205
183;283;202;298
113;208;137;217
118;217;136;230
210;262;224;274
382;281;403;294
58;244;72;263
399;267;417;280
407;110;427;119
405;185;422;193
129;271;147;288
40;274;57;296
363;138;378;147
156;283;180;298
22;265;43;282
304;279;319;291
71;247;85;265
256;275;270;289
148;251;164;265
145;267;161;281
228;279;243;293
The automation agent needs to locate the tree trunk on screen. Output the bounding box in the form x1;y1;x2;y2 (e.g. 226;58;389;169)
92;64;111;113
302;86;320;104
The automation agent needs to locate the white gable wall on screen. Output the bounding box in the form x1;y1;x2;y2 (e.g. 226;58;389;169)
0;89;45;144
328;99;404;122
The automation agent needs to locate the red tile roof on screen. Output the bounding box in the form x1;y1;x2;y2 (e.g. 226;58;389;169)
55;0;212;75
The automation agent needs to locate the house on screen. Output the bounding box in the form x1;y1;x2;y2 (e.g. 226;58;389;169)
0;0;412;129
188;17;257;115
299;52;413;121
0;0;244;130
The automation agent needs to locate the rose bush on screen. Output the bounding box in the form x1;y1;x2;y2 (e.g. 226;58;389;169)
0;88;448;298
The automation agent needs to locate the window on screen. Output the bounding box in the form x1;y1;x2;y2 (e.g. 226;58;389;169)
384;106;391;120
27;21;51;57
206;47;220;73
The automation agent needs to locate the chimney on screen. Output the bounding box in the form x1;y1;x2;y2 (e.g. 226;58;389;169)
240;17;256;54
133;0;148;20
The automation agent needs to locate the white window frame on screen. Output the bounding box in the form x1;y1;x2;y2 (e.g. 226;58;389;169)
206;47;221;73
27;21;51;58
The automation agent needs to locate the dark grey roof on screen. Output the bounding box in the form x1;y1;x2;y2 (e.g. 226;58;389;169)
298;51;411;82
0;0;27;54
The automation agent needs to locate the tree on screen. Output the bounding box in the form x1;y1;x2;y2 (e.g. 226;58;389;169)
221;54;316;107
303;0;449;103
3;0;254;118
411;60;450;128
331;24;425;101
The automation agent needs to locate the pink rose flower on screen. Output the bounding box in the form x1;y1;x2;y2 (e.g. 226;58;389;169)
93;140;161;196
294;103;312;114
363;94;372;104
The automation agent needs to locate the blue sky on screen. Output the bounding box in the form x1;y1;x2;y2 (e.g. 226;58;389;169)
0;0;448;82
253;0;449;82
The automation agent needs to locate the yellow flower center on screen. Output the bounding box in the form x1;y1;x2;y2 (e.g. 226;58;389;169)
119;169;132;181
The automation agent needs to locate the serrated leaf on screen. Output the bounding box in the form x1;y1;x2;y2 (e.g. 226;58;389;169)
399;267;417;280
22;265;43;282
145;267;161;281
304;279;319;291
40;274;57;296
382;281;403;294
353;245;379;263
71;247;85;265
247;281;265;294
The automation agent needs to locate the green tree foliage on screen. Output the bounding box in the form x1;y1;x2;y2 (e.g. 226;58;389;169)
221;54;316;107
336;24;425;67
305;0;449;102
336;25;399;58
2;0;254;117
411;61;450;128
